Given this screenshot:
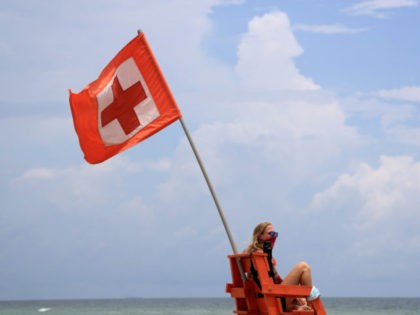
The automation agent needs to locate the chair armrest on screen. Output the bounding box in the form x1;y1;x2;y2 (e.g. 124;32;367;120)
261;284;312;298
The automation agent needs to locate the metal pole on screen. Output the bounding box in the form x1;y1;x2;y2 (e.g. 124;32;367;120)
178;118;246;282
178;117;239;254
135;29;246;281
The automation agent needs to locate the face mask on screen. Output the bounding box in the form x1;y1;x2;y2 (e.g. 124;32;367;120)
259;231;278;250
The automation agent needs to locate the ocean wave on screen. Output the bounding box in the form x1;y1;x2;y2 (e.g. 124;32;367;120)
37;308;51;312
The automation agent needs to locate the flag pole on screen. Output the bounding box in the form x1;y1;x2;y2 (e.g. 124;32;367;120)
178;117;239;254
135;29;244;279
179;118;246;282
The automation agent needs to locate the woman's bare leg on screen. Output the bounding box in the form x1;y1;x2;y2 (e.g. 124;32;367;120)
281;262;313;310
281;261;312;286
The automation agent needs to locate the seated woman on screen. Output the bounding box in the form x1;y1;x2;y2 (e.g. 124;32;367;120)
244;221;320;311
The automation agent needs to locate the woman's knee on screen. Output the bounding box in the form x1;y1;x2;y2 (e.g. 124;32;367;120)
296;261;311;272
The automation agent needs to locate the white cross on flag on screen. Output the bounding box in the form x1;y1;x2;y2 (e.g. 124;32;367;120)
69;32;181;164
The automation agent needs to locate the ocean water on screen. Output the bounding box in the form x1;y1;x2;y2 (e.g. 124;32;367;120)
0;297;419;315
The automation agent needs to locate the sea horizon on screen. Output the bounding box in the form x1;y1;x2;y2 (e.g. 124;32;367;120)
1;297;420;315
1;296;419;302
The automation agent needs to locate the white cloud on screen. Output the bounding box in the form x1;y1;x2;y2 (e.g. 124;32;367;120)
312;155;420;230
152;10;362;223
294;24;368;34
235;11;320;91
226;99;358;169
374;85;420;102
344;0;418;18
309;155;420;287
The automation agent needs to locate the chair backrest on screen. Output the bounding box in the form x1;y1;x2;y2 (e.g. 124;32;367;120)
226;252;327;315
226;253;262;314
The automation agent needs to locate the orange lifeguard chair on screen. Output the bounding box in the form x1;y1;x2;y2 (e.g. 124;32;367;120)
226;252;327;315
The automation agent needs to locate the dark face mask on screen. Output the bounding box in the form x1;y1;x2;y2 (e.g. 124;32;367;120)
260;231;278;251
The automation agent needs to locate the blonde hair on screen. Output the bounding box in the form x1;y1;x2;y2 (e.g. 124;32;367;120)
245;221;272;254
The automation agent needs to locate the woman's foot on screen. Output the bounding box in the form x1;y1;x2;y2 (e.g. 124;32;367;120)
293;304;312;311
289;298;312;311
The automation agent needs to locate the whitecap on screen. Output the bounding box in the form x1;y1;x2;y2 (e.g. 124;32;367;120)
38;308;51;312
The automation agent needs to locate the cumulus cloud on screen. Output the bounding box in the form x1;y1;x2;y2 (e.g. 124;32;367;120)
195;99;359;178
153;10;362;226
309;155;420;288
235;11;319;91
157;10;361;229
312;155;420;230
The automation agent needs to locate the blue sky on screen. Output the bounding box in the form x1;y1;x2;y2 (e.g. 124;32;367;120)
1;0;420;300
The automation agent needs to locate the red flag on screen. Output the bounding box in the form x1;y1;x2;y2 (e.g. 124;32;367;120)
69;32;182;164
